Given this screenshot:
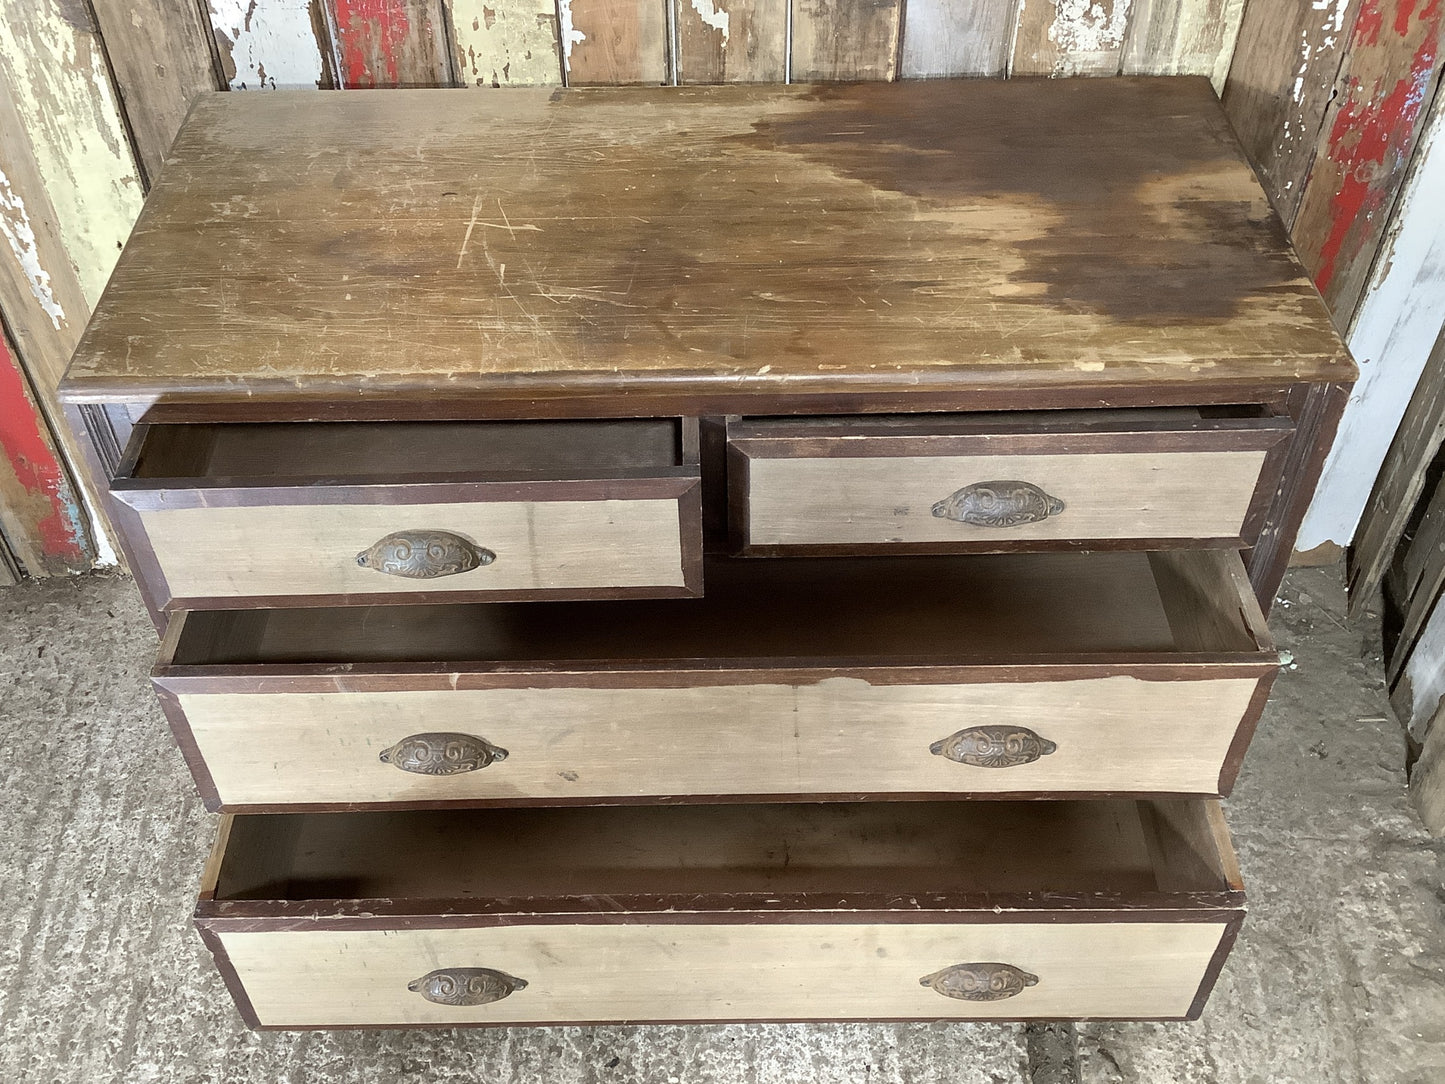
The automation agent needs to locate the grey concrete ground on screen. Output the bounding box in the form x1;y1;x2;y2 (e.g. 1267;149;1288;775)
0;567;1441;1084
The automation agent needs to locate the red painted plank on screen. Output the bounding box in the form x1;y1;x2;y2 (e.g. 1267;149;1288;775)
330;0;452;87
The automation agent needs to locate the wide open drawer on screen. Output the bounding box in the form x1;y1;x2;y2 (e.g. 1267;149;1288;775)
110;418;701;609
156;549;1277;811
197;799;1245;1028
727;408;1292;553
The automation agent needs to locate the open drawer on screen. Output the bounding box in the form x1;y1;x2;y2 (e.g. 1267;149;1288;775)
155;549;1278;811
110;418;702;609
197;799;1245;1028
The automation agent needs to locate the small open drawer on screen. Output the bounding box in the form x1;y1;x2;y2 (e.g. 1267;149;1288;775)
197;799;1245;1028
156;549;1278;811
727;407;1293;554
110;418;701;609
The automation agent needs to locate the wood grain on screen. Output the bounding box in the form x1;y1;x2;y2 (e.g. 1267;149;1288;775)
561;0;668;84
675;0;788;82
448;0;563;85
899;0;1018;78
207;0;338;89
330;0;454;86
1012;0;1134;76
1120;0;1246;92
791;0;903;81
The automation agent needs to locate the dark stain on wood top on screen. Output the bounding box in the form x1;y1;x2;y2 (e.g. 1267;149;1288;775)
60;79;1354;404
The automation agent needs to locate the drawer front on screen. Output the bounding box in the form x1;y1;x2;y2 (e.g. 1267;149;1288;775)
213;921;1231;1027
729;413;1292;552
168;674;1267;809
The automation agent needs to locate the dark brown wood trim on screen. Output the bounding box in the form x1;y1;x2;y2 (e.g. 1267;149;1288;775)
1185;913;1245;1020
678;477;704;596
152;682;225;812
1216;671;1279;794
1240;425;1299;545
680;416;700;465
163;581;703;613
195;923;264;1030
725;437;751;554
735;538;1252;558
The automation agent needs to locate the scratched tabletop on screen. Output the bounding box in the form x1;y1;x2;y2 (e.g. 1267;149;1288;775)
60;78;1352;404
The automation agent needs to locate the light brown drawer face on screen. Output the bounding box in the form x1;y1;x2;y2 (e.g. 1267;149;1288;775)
158;550;1277;810
111;419;701;608
198;801;1243;1028
727;408;1293;553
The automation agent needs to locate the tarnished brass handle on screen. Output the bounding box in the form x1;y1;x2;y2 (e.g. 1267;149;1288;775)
931;481;1064;527
930;726;1057;768
355;530;495;578
379;732;509;775
921;962;1039;1002
408;967;527;1006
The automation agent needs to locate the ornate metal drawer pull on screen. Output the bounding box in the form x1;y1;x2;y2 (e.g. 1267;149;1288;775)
931;481;1064;527
921;962;1039;1001
355;530;495;578
930;726;1057;768
408;967;527;1006
379;732;509;775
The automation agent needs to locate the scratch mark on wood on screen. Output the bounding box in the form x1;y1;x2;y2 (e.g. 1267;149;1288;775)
0;170;66;329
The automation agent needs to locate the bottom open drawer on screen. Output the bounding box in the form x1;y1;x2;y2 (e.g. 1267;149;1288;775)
196;799;1245;1028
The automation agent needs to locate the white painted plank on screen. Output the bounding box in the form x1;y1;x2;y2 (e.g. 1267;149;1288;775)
1400;595;1445;737
208;0;334;90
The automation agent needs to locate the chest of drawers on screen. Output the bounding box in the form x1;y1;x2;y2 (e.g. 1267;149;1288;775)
60;77;1355;1029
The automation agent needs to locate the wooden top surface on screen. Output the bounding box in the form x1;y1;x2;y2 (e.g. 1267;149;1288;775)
60;78;1354;405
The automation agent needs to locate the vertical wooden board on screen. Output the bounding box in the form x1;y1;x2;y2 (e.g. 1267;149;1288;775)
1221;0;1361;225
88;0;221;183
791;0;904;81
1010;0;1134;76
208;0;337;89
676;0;788;82
330;0;454;86
1291;0;1445;319
1395;589;1445;735
561;0;669;83
448;0;562;85
0;330;89;574
1120;0;1246;93
899;0;1018;77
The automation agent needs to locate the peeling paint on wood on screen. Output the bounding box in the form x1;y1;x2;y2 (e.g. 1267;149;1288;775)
448;0;562;85
564;0;668;84
900;0;1019;77
676;0;787;82
1121;0;1246;93
791;0;903;81
330;0;453;86
1012;0;1134;76
208;0;337;89
0;170;66;331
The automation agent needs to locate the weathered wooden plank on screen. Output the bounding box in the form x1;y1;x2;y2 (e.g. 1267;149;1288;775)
208;0;337;89
448;0;562;85
1392;588;1445;736
1222;0;1361;225
676;0;788;82
1390;472;1445;682
791;0;903;81
1011;0;1134;76
1298;85;1445;554
1409;699;1445;835
330;0;454;86
561;0;668;83
1291;0;1445;319
1120;0;1246;93
899;0;1017;77
1349;322;1445;609
0;329;89;575
88;0;221;183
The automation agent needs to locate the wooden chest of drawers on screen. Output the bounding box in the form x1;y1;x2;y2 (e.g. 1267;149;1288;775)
61;77;1355;1029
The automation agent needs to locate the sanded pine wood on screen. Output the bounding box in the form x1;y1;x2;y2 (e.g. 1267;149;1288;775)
58;81;1352;406
790;0;903;81
561;0;669;84
1011;0;1134;76
329;0;455;87
1289;0;1445;319
899;0;1018;77
88;0;222;184
448;0;563;85
1119;0;1245;93
675;0;788;83
1221;0;1362;226
207;0;338;89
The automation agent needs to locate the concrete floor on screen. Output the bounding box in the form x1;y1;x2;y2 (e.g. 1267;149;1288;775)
0;567;1442;1084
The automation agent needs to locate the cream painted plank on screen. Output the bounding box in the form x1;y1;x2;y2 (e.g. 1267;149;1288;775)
1120;0;1246;94
791;0;904;81
208;0;336;89
136;498;686;599
1011;0;1134;76
181;674;1263;805
742;449;1269;546
899;0;1018;78
675;0;788;83
562;0;669;84
219;921;1229;1026
449;0;563;85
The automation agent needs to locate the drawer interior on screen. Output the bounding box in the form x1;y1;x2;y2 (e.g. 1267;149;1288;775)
211;799;1237;904
170;550;1271;665
124;418;686;482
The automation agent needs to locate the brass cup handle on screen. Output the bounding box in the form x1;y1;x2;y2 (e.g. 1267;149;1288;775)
930;726;1057;768
409;967;527;1006
379;732;509;775
931;481;1064;527
921;962;1039;1001
356;529;496;578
